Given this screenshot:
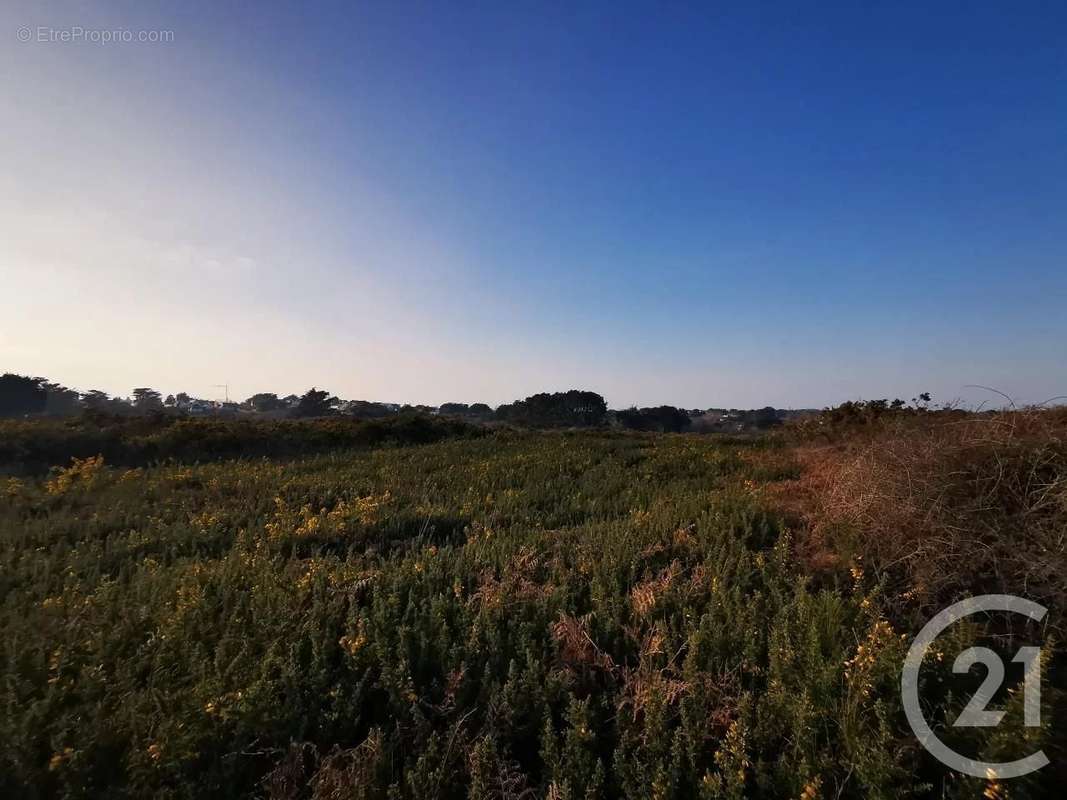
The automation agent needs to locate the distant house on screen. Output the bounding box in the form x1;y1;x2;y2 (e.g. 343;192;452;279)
187;401;213;416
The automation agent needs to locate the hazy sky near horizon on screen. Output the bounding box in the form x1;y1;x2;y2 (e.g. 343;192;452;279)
2;1;1065;409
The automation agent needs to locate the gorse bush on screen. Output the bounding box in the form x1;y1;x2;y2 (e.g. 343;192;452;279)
0;427;1060;798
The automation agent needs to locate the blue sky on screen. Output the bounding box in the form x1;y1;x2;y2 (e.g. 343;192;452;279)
2;1;1065;408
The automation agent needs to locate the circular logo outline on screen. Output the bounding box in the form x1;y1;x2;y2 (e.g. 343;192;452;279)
901;594;1049;778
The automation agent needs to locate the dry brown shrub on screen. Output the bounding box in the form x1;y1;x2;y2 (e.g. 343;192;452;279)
629;559;681;618
468;742;537;800
617;622;691;725
617;670;689;720
618;659;740;747
551;613;616;673
786;408;1067;629
265;734;392;800
471;563;552;611
309;731;387;800
263;742;318;800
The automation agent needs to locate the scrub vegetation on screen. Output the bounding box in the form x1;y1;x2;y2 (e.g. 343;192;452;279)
1;410;1063;799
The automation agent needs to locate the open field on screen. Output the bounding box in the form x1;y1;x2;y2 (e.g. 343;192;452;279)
8;2;1066;796
2;417;1064;799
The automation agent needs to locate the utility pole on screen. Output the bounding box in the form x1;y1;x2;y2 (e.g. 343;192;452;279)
211;384;229;403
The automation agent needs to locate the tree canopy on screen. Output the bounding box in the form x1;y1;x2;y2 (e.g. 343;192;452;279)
440;402;494;419
132;388;164;413
0;373;47;418
616;405;692;433
291;388;340;418
245;393;286;413
495;390;607;428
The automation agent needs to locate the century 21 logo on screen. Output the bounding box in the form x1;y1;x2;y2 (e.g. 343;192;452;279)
901;595;1049;778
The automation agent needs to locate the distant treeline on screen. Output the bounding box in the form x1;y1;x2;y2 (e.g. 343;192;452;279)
0;372;818;433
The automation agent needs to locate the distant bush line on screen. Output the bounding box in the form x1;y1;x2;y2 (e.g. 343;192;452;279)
0;414;484;475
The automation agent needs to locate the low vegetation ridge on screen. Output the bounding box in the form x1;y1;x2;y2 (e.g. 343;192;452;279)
0;415;484;476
